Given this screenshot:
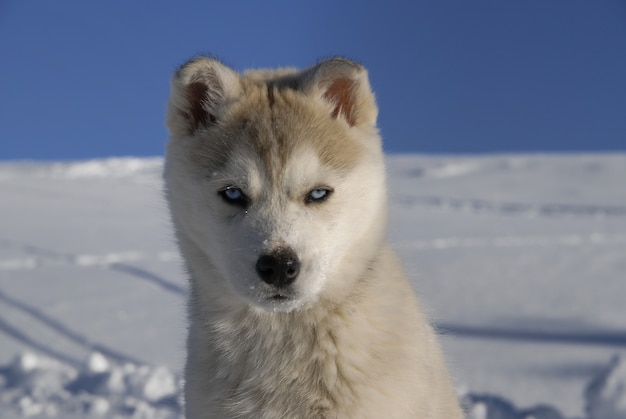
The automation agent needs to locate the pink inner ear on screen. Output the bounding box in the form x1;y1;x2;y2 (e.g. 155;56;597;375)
323;77;357;126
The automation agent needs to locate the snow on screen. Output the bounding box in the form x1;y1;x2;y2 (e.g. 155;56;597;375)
586;356;626;419
0;154;625;418
0;352;181;418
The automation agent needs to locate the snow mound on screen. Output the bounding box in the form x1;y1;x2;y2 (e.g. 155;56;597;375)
465;394;566;419
586;355;626;419
0;157;163;181
0;352;182;418
1;352;625;418
463;355;626;419
49;158;163;179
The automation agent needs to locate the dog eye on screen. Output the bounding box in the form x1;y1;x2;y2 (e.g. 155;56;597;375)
305;188;333;204
218;187;249;207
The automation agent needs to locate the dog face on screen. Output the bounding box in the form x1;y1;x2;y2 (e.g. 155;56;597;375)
165;57;387;312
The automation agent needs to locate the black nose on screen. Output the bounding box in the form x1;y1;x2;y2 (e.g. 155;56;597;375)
256;248;300;287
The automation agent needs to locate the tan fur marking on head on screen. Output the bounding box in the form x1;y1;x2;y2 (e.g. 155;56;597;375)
170;60;374;188
262;87;364;177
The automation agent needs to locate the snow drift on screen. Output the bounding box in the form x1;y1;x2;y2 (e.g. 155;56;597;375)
0;352;625;418
1;154;625;417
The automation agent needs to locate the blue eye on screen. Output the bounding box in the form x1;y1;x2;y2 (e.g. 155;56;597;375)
224;188;242;200
219;187;249;207
306;188;333;203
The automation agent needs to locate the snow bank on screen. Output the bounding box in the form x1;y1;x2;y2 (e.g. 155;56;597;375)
0;352;182;418
1;352;625;418
585;356;626;419
464;355;626;419
0;157;163;181
1;154;624;417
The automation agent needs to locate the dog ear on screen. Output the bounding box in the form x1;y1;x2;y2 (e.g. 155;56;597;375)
167;57;241;137
300;57;378;128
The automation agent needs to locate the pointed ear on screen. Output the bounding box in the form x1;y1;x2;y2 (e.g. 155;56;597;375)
301;57;378;128
166;56;241;137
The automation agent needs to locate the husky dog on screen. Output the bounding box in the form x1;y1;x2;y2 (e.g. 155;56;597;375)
165;56;463;418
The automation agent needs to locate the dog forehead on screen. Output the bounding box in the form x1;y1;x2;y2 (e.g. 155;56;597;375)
190;83;367;183
226;144;327;192
280;147;327;189
235;87;364;174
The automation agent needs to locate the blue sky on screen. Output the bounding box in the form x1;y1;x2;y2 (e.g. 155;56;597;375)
1;0;625;160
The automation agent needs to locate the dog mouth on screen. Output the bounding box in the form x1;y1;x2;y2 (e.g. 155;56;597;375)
269;294;290;301
252;289;308;313
262;291;298;306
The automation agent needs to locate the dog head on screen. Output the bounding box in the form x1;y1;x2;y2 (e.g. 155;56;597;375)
165;57;387;312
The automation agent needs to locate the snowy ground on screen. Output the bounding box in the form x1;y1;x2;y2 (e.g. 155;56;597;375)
0;154;625;418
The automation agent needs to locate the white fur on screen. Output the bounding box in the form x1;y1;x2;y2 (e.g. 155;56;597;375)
165;57;464;418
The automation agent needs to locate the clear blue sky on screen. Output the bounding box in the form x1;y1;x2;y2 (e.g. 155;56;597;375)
1;0;625;160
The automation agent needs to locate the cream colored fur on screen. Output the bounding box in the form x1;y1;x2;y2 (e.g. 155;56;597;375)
165;56;463;418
